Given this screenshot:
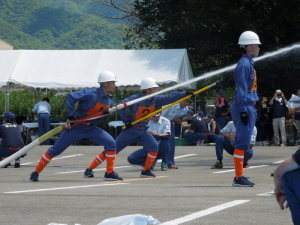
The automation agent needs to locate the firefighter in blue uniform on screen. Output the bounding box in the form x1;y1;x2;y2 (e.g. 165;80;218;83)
231;31;261;187
0;112;25;168
116;77;188;178
30;71;122;182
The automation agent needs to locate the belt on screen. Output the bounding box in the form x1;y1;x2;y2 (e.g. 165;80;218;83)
133;126;147;130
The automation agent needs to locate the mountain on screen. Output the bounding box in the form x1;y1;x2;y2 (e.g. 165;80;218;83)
0;0;126;49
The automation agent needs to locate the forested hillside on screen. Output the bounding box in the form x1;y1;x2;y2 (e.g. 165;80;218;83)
0;0;126;49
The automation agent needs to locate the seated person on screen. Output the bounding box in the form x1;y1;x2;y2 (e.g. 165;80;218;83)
211;121;257;169
183;111;217;145
0;112;25;168
127;113;171;171
203;114;220;134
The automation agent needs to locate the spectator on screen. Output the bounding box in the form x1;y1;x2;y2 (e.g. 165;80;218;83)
161;98;191;169
214;89;230;129
288;89;300;145
273;148;300;225
183;111;216;145
269;89;288;146
256;97;273;145
0;112;25;168
211;121;257;169
127;113;171;171
203;113;220;135
32;97;51;145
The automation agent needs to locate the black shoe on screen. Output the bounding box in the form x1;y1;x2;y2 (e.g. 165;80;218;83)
30;172;39;182
14;159;21;168
140;169;156;178
104;171;123;181
84;168;94;178
211;160;223;169
232;176;255;187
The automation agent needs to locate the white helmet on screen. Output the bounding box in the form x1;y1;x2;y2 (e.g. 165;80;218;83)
238;31;261;45
140;77;159;90
98;71;117;83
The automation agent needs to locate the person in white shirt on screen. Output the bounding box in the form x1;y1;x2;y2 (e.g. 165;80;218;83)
127;113;171;171
32;97;51;144
211;121;257;169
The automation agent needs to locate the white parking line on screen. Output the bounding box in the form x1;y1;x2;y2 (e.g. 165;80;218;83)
4;183;129;194
257;191;274;196
174;154;197;159
56;154;197;174
56;165;132;174
212;165;268;174
21;154;84;165
160;200;250;225
273;160;284;164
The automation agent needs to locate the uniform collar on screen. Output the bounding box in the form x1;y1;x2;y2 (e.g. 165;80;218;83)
98;87;112;97
242;54;254;65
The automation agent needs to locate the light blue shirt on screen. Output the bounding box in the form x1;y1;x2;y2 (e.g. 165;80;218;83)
221;121;257;145
148;116;171;134
32;101;51;115
161;103;188;121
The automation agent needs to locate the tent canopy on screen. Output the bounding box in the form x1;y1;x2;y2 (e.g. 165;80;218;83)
0;49;194;90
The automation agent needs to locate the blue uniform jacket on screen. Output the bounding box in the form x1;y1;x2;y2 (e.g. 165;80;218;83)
234;54;259;112
0;123;24;148
119;92;186;127
66;88;113;125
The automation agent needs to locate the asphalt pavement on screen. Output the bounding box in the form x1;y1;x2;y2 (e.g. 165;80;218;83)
0;145;297;225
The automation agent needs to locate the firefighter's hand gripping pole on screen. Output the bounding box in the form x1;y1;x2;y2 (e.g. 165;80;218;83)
121;82;217;129
0;111;111;168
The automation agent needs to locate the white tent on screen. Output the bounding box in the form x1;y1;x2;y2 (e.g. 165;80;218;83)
0;49;194;90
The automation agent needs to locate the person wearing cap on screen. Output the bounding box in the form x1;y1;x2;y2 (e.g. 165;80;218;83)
214;89;230;129
30;71;123;182
115;77;189;178
183;110;210;145
127;113;171;171
0;112;25;168
202;113;220;135
211;121;257;169
32;97;51;145
269;89;288;146
161;98;191;169
230;31;261;187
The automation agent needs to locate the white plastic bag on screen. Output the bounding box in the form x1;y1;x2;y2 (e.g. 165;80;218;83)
97;214;160;225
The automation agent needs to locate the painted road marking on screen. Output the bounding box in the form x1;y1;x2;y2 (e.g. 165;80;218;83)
160;200;250;225
56;154;197;174
57;165;132;174
257;191;274;196
273;160;284;164
21;154;84;165
212;165;268;174
4;183;129;194
3;176;167;194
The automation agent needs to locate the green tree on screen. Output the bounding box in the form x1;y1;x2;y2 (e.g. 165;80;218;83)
124;0;300;97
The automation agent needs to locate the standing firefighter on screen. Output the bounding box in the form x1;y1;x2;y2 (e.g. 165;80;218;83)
231;31;261;187
30;71;123;182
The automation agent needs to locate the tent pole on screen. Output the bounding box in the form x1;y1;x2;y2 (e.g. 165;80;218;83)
4;85;10;112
